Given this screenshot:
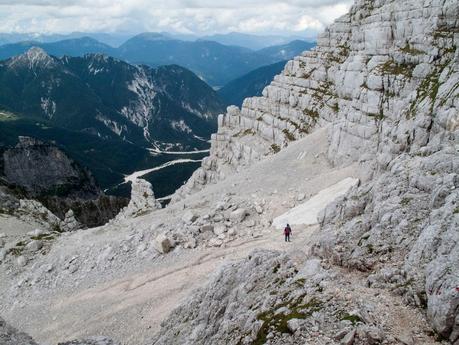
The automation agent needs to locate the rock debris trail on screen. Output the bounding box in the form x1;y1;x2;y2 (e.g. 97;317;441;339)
30;226;317;345
1;128;365;345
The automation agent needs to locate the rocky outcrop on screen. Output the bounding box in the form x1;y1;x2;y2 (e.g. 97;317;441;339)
153;250;439;345
0;316;117;345
313;148;459;343
168;0;459;342
116;179;161;219
0;137;127;227
61;210;81;232
0;316;39;345
2;136;100;198
58;337;118;345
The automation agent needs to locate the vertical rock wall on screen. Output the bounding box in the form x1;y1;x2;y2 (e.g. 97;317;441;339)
173;0;458;202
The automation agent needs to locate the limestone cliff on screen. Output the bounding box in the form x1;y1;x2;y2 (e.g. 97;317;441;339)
174;0;458;200
166;0;459;342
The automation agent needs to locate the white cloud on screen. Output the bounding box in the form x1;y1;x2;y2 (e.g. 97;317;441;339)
0;0;353;35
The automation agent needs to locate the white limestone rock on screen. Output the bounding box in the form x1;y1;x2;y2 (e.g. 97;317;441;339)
61;209;81;232
229;209;248;223
154;234;173;254
213;224;226;236
182;210;198;224
25;240;42;252
118;179;161;218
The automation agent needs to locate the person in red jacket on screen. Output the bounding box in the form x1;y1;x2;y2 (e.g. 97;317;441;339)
284;224;292;242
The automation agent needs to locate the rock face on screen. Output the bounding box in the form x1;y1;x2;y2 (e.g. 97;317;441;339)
167;0;459;342
173;0;459;202
2;136;100;198
0;316;117;345
61;210;82;232
313;149;459;343
153;251;438;345
0;137;127;227
0;317;39;345
117;179;161;218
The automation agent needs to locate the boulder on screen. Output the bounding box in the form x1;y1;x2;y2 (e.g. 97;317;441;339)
183;238;197;249
341;330;356;345
213;224;226;236
201;224;214;232
182;210;198;224
287;318;302;333
245;220;256;227
27;229;45;237
208;238;223;247
229;208;248;223
16;256;27;267
154;234;173;254
25;240;43;252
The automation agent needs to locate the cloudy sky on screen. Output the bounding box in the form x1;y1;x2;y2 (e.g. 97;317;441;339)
0;0;352;36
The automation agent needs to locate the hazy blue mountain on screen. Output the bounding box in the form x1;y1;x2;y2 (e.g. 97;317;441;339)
199;32;306;50
0;32;133;47
218;61;287;107
0;37;116;60
217;41;315;106
117;33;277;86
257;40;316;61
0;34;315;87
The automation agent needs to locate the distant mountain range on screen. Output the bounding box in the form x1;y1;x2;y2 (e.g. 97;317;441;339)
199;32;310;50
0;47;225;195
0;31;314;49
257;40;316;61
218;60;288;107
0;37;116;61
0;34;316;87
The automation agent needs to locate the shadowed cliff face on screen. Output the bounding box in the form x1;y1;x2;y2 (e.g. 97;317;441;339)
0;136;127;227
3;136;100;199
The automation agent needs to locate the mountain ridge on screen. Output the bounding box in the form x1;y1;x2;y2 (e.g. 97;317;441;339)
0;36;316;87
0;48;225;196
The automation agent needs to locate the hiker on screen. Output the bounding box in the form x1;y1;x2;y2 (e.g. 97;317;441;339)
284;224;292;242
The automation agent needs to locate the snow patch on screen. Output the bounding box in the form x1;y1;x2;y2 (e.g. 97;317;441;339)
272;177;359;229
